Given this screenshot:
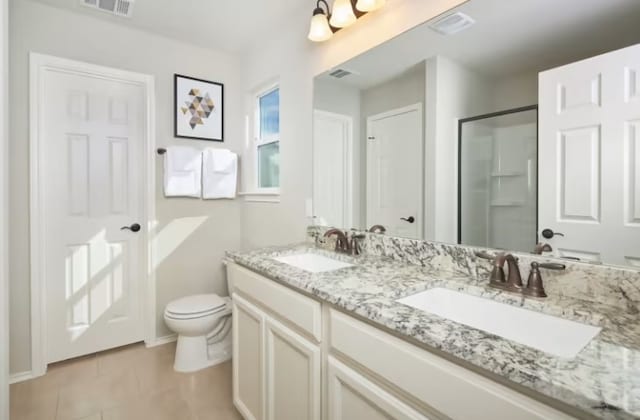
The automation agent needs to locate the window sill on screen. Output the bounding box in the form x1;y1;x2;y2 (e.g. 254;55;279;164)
238;190;281;203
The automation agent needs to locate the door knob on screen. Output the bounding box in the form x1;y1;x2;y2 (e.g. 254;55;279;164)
400;216;415;224
121;223;141;233
541;228;564;239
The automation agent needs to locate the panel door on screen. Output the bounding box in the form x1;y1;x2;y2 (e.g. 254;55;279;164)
42;66;146;363
327;356;430;420
265;317;321;420
367;104;423;239
232;294;265;420
313;110;353;228
539;44;640;266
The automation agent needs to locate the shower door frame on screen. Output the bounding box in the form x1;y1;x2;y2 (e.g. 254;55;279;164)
457;104;539;246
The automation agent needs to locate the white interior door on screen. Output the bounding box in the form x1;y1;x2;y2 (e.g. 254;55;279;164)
313;110;353;228
39;61;146;363
539;44;640;266
367;104;423;238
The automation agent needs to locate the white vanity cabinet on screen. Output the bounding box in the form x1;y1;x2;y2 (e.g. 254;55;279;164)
232;295;266;420
228;263;322;420
327;356;429;420
227;263;578;420
264;316;321;420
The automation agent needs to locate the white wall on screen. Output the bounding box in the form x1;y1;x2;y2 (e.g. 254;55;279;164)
9;0;243;374
425;56;494;243
313;78;361;228
361;63;426;118
239;0;467;250
493;71;539;111
1;0;10;414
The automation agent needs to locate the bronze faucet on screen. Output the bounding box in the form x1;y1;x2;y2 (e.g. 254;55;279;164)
324;228;349;253
475;251;506;285
524;261;566;297
478;252;523;292
533;243;553;255
324;228;366;255
368;225;386;234
475;251;565;297
349;232;366;256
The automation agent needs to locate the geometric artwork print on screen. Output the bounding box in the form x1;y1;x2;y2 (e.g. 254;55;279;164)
175;74;223;141
181;89;216;129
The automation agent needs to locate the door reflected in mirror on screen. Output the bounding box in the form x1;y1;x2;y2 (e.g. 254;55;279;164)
312;0;640;268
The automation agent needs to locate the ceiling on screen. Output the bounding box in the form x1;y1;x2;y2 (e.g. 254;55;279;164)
31;0;311;53
319;0;640;89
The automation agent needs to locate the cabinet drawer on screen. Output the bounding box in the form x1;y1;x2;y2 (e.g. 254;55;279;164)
328;356;430;420
228;263;322;341
329;309;576;420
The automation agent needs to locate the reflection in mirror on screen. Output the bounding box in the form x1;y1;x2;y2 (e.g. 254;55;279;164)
312;0;640;267
459;106;537;253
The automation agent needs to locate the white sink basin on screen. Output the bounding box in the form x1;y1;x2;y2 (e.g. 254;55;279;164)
273;253;353;273
397;288;601;358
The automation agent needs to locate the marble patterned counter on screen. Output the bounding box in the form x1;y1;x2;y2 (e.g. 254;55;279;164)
227;241;640;420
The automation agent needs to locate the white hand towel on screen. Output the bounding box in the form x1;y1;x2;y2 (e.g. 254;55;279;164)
163;146;202;198
202;148;238;199
210;148;235;174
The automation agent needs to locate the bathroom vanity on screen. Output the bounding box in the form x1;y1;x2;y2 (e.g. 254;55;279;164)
226;238;640;420
228;2;640;418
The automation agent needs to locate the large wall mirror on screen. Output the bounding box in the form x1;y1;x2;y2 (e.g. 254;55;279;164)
312;0;640;267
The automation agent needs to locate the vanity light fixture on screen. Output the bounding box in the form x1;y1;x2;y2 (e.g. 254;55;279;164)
308;0;334;42
355;0;386;12
308;0;385;42
330;0;357;28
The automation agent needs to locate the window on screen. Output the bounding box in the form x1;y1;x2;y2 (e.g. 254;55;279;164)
256;86;280;190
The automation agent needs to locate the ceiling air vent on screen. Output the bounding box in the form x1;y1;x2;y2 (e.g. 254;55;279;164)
82;0;134;18
429;12;474;35
329;68;354;79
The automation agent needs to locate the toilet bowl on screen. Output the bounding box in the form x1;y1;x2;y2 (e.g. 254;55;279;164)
164;294;232;373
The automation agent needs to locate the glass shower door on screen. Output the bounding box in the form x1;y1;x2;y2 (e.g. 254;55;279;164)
458;107;537;253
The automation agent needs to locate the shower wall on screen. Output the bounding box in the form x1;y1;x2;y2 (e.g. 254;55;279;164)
460;109;537;253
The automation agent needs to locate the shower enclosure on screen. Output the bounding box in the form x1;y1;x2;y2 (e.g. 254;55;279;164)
458;106;538;253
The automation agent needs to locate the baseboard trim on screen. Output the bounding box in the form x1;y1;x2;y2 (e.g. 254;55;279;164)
145;334;177;348
9;370;34;384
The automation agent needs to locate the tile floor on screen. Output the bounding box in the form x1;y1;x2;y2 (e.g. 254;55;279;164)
10;342;242;420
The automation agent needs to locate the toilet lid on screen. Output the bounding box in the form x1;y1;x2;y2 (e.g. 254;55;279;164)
166;294;226;316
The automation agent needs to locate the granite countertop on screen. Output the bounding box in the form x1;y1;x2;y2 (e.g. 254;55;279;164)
227;243;640;420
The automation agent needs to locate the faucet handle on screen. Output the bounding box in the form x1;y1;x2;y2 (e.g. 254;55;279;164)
524;262;565;298
538;262;566;271
349;232;366;256
504;255;523;288
475;251;497;261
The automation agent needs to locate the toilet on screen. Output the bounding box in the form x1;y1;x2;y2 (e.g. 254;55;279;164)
164;294;232;373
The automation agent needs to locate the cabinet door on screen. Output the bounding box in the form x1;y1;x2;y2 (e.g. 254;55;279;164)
265;317;321;420
232;294;265;420
328;356;430;420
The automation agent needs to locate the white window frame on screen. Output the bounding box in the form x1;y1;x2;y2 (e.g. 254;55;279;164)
240;81;281;202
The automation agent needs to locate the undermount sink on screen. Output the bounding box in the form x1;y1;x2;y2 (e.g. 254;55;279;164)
397;288;601;358
273;253;353;273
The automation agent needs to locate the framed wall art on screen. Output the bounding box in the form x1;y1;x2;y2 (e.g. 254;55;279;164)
174;74;224;141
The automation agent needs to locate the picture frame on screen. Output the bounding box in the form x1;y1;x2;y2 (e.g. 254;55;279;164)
174;74;224;141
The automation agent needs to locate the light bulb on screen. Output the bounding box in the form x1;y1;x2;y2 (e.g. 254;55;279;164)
329;0;357;28
356;0;386;12
308;12;333;42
